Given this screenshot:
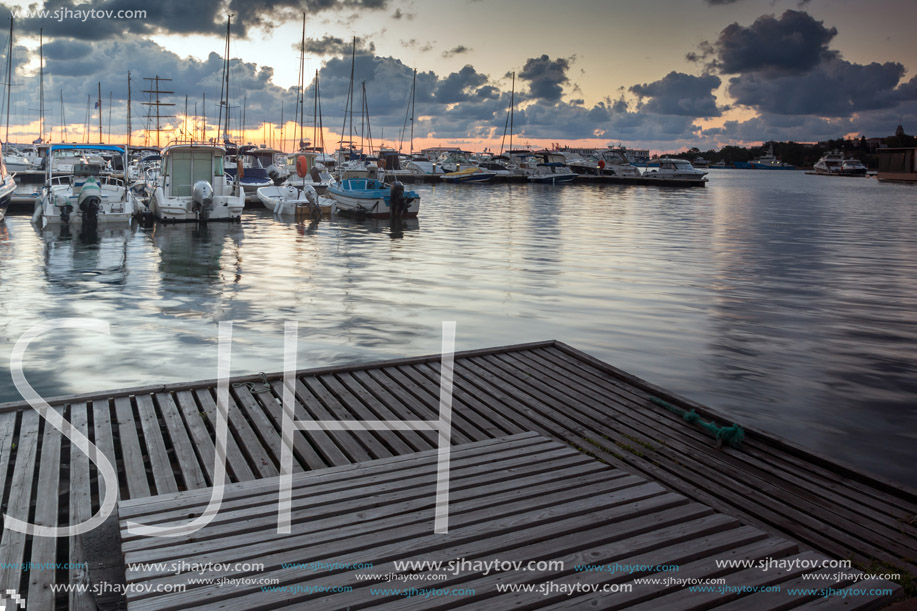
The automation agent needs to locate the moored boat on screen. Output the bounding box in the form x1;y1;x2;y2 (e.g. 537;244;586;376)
257;184;334;217
31;144;136;227
441;167;496;183
0;154;15;222
527;162;577;184
642;158;709;183
150;143;244;222
328;178;419;218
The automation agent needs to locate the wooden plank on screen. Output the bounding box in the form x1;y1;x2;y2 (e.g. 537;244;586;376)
113;396;151;499
0;410;40;592
134;394;178;495
230;384;302;472
26;412;62;610
268;379;351;467
68;403;96;611
172;390;222;485
0;412;17;510
193;388;259;481
203;387;279;479
153;392;207;490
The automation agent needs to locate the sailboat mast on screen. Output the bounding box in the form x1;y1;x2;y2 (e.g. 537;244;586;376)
39;29;45;142
59;90;66;141
316;70;324;151
217;15;231;143
340;37;355;157
410;67;416;156
312;70;317;150
297;12;305;150
97;81;102;143
126;72;131;148
5;16;12;144
509;71;515;154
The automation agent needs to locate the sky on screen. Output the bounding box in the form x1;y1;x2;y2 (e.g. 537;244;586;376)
0;0;915;153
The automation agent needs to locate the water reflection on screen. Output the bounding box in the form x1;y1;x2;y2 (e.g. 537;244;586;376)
41;225;132;289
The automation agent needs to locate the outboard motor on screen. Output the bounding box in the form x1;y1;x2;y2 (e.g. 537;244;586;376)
191;180;215;222
390;181;406;219
267;164;284;185
77;177;102;225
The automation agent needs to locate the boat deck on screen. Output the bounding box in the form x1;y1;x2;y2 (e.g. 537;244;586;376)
0;340;913;609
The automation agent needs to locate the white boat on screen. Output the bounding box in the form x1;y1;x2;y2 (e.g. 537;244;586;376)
813;150;845;174
527;162;577;184
0;154;15;222
150;143;244;222
441;167;496;183
284;151;336;192
257;184;334;217
32;144;136;227
841;158;868;176
642;158;709;182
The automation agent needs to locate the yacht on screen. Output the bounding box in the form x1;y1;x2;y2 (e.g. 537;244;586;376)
643;158;709;183
224;145;275;203
150;143;244;222
841;158;868;176
813;150;845;174
527;162;577;184
32;145;136;227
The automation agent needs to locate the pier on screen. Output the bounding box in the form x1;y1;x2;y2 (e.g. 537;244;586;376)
0;341;912;609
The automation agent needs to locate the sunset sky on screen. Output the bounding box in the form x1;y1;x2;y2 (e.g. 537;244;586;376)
0;0;915;153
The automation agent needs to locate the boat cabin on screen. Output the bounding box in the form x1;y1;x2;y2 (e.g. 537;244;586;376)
161;145;225;197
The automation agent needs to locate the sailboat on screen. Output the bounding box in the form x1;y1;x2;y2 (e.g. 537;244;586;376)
0;154;13;222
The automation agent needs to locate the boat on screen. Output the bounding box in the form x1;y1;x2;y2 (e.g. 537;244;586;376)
441;167;496;183
0;154;15;222
527;162;577;184
642;158;709;183
841;158;867;176
224;145;276;203
257;183;334;218
150;143;244;222
813;150;845;174
693;156;709;169
31;144;136;227
328;178;419;218
710;160;728;169
749;145;795;170
284;151;336;192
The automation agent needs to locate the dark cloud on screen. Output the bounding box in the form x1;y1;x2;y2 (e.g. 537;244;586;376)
299;35;375;56
630;72;722;117
391;8;413;19
727;56;906;116
518;54;570;102
434;65;487;104
442;45;471;58
0;0;389;40
706;10;837;75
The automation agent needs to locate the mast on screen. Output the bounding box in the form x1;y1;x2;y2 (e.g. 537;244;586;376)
217;15;231;143
315;70;324;152
340;37;355;157
39;29;45;142
126;72;131;148
97;81;102;143
509;71;514;153
410;68;416;156
297;12;305;150
107;90;112;142
141;76;174;147
5;16;11;144
59;90;66;141
84;95;90;143
201;92;205;142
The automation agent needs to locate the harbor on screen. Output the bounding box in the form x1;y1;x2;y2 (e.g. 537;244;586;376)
1;1;916;610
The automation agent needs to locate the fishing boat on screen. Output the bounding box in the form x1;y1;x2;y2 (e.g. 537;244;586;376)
527;162;577;184
642;158;709;183
441;167;496;183
31;144;136;227
257;183;334;217
150;143;244;222
328;178;419;218
0;155;15;222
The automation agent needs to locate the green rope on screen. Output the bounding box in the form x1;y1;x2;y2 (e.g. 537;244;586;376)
649;397;745;449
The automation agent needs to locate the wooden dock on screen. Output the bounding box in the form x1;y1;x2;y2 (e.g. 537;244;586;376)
0;340;913;609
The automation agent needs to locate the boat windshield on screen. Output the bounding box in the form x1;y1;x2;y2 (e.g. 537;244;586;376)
169;150;214;196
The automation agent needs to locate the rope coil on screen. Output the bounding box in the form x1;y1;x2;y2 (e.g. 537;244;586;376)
649;397;745;449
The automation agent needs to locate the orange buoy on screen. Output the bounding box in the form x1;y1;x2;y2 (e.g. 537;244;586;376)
296;155;309;178
236;157;245;179
598;159;606;169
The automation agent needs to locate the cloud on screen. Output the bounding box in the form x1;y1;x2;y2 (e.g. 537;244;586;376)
442;45;471;58
299;35;375;56
518;54;570;102
704;10;838;75
0;0;390;40
630;72;722;117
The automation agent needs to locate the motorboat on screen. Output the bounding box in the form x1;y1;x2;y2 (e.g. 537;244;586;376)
642;158;709;182
257;183;334;217
736;145;795;170
441;167;496;183
527;162;577;184
150;143;244;222
813;150;845;174
841;158;868;176
31;144;136;227
328;178;419;218
284;151;336;193
224;145;275;203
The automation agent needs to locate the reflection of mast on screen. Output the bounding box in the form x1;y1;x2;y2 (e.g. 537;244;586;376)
141;76;174;147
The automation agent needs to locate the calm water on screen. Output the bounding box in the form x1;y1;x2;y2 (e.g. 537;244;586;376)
1;171;916;487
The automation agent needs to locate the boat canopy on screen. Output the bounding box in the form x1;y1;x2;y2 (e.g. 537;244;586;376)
49;144;125;154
